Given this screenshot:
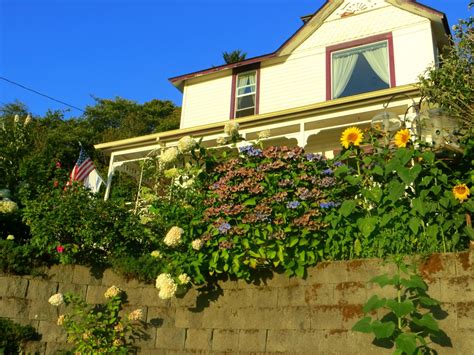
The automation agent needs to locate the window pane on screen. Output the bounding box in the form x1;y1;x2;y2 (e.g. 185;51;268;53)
236;107;255;118
238;86;256;96
237;95;255;110
332;41;389;99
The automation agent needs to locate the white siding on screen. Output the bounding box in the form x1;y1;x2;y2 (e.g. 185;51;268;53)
180;72;232;129
180;3;436;124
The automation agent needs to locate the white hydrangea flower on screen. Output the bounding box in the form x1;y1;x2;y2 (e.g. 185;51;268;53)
0;200;18;214
14;114;20;123
128;309;143;321
191;238;204;251
178;273;191;285
258;129;271;139
48;293;64;306
163;226;183;247
150;250;162;258
57;314;65;326
104;285;121;299
113;338;124;347
160;147;178;165
177;136;196;153
224;121;239;136
6;235;14;241
155;273;178;299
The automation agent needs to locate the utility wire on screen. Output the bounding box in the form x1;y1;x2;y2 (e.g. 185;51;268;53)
0;76;86;113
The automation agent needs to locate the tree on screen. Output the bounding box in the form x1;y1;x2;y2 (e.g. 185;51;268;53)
223;49;247;64
418;2;473;134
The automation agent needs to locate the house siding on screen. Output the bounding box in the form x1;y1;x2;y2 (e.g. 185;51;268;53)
179;3;435;128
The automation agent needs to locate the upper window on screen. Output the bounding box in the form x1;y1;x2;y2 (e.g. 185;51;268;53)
234;71;257;118
327;33;395;100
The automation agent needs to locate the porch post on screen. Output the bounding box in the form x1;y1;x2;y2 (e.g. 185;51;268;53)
104;152;115;201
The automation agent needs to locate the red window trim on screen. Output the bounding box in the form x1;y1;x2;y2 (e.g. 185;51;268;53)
325;32;396;101
230;63;260;119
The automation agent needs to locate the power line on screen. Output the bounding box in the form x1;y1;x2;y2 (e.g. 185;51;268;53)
0;76;86;113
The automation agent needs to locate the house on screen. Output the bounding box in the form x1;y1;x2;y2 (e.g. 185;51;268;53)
95;0;451;199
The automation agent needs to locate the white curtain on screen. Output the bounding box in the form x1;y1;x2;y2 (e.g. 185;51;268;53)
238;73;256;95
332;52;358;99
363;45;390;85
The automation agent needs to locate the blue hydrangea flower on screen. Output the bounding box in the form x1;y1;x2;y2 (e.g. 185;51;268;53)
286;201;301;209
319;201;336;209
333;161;344;167
218;222;231;234
322;168;333;175
305;153;323;162
239;145;262;157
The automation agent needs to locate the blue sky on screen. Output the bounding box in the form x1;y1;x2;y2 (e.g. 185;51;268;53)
0;0;470;118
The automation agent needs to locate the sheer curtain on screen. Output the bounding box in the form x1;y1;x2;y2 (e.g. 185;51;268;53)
237;73;256;95
332;52;358;99
363;45;390;85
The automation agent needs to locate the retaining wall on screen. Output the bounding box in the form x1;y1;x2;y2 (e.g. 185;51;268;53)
1;251;473;354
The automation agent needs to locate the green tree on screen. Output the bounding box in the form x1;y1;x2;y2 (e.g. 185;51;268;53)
418;3;473;133
223;49;247;64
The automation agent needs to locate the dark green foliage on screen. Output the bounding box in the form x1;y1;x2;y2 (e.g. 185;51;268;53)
222;49;247;64
0;240;48;275
22;184;152;267
0;317;40;354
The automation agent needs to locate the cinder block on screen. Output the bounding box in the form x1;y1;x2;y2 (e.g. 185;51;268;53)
304;283;335;306
212;329;239;352
341;304;364;329
236;306;310;330
309;305;343;330
334;281;367;304
155;327;186;350
26;279;58;300
185;328;212;350
85;285;109;304
306;260;349;284
174;287;199;308
0;276;29;298
440;276;474;302
45;342;73;355
278;285;308;307
57;282;87;299
175;306;203;328
457;301;474;330
238;329;267;352
29;299;60;321
101;268;124;286
347;330;392;354
0;297;30;319
23;341;46;354
45;264;74;283
419;253;456;281
147;306;176;328
344;258;389;283
72;265;102;285
266;329;326;353
262;271;290;288
454;251;472;276
37;320;67;343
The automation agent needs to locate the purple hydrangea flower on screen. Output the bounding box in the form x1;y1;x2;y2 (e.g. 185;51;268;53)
322;168;333;175
305;153;323;162
333;161;344;167
286;201;301;209
218;222;231;234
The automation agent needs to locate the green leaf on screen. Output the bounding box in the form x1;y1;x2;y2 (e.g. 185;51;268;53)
352;316;372;333
421;151;435;163
354;239;362;256
295;264;305;278
395;333;417;355
412;198;426;216
357;217;377;238
401;275;427;291
386;299;415;318
388;181;405;202
346;175;362;186
370;274;391;287
397;164;421;185
395;148;414;165
408;217;420;234
243;198;257;206
465;226;474;241
362;295;386;313
372;165;384;176
412;313;439;332
371;320;395;339
426;224;439;239
340;200;357;217
419;296;440;307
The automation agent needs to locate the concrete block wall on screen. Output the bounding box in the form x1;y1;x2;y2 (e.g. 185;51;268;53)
1;251;472;354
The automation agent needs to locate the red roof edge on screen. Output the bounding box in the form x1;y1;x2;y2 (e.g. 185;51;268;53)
168;52;277;84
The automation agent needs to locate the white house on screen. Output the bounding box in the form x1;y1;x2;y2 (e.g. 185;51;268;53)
95;0;450;198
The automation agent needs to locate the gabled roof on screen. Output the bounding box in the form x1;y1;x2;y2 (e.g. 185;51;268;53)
169;0;450;90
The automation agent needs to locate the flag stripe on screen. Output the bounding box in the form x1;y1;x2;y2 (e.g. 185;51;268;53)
69;148;96;184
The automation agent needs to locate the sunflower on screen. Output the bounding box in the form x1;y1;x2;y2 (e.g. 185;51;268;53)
394;129;411;148
340;127;364;149
452;183;470;202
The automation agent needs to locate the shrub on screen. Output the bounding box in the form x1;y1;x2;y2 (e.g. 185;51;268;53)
0;317;40;354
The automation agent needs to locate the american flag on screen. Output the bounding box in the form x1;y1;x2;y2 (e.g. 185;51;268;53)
70;147;95;182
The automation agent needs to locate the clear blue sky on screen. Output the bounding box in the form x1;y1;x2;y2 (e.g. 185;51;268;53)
0;0;470;118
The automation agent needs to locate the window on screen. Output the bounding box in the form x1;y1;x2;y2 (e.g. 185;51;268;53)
326;33;396;100
230;64;260;119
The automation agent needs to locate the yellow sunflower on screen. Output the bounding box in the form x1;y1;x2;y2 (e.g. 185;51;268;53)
340;127;364;149
394;129;411;148
452;183;470;202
